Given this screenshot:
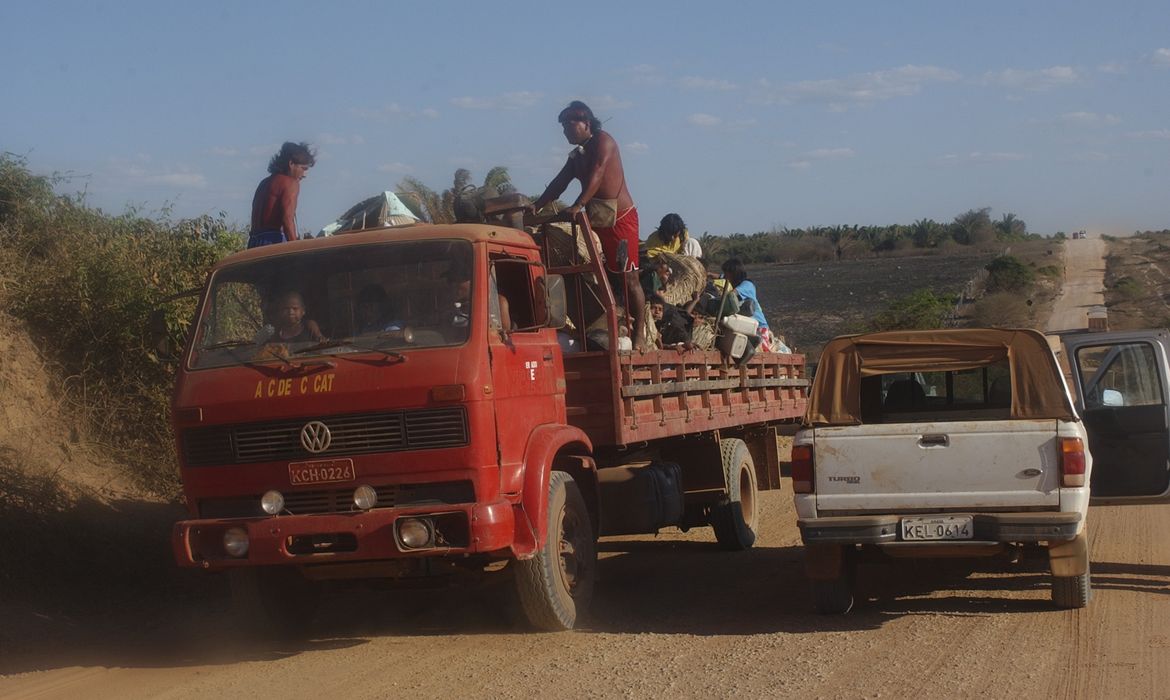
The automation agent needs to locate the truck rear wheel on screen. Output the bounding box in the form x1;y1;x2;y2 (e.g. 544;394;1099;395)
1051;561;1092;609
229;566;321;638
711;438;758;550
809;546;857;615
514;470;597;631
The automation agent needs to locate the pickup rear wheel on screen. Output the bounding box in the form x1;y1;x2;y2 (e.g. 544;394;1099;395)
711;438;758;551
1052;561;1092;609
810;547;857;615
514;470;597;631
229;566;320;638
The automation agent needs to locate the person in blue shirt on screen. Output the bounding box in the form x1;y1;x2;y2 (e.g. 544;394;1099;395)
720;258;777;352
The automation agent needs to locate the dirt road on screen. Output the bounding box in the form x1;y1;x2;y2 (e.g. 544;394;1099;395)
4;238;1169;699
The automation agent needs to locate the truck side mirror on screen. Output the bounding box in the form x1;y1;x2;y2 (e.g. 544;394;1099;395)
542;274;568;329
149;308;175;359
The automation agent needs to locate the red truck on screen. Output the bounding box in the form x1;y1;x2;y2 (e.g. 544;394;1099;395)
169;205;808;632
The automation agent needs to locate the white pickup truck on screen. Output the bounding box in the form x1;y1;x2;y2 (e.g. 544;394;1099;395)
792;327;1170;614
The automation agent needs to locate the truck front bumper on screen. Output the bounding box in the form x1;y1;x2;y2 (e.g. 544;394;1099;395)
172;499;516;571
798;512;1082;546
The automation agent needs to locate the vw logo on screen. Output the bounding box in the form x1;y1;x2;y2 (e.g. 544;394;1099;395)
300;421;332;453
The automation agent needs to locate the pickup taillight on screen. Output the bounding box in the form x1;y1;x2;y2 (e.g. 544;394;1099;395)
1060;437;1086;487
792;444;814;493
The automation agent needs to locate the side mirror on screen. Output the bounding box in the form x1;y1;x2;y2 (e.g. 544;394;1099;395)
543;274;567;329
149;308;175;358
1102;388;1125;407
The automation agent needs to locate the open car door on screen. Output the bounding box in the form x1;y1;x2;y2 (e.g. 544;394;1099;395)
1061;329;1170;504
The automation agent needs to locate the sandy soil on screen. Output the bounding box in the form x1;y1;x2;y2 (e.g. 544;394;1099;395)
3;239;1170;699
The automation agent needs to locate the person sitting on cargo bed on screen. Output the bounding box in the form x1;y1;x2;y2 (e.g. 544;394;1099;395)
649;294;693;349
248;142;316;248
717;258;776;352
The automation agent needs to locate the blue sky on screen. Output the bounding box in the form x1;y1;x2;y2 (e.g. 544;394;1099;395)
3;1;1169;237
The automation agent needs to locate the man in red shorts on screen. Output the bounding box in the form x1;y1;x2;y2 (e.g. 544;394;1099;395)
533;101;646;349
249;141;316;248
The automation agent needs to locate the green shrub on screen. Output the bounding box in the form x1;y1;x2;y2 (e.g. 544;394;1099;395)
985;255;1035;292
971;292;1033;327
1036;264;1061;278
871;289;954;330
1112;276;1143;300
0;154;244;495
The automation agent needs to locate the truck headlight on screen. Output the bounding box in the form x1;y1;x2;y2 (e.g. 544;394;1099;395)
353;485;378;511
261;490;285;515
223;527;249;557
398;517;434;548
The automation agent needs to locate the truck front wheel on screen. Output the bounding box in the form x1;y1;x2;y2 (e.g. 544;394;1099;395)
711;438;759;550
514;470;597;631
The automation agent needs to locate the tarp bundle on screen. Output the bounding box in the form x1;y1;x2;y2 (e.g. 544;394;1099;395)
805;328;1076;426
318;191;419;236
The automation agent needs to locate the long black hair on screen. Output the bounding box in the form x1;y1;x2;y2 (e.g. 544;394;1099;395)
722;258;748;287
558;101;603;133
268;141;317;175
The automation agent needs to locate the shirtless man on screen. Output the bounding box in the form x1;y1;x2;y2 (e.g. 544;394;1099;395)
249;141;316;248
533;101;646;349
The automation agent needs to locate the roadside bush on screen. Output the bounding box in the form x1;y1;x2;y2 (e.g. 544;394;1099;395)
971;292;1033;327
0;154;243;495
1111;276;1144;300
870;289;954;331
985;255;1035;292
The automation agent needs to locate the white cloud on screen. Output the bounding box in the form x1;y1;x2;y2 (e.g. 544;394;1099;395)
688;113;722;127
1098;62;1127;74
210;146;238;157
153;172;207;187
625;141;649;154
1127;129;1170;140
249;144;279;157
1059;111;1121;126
583;95;633;110
451;91;541;110
1152;48;1170;67
679;76;738;91
755;64;960;109
787;160;811;170
805;147;855;160
624;64;663;85
944;152;1028;163
318;133;366;146
982;66;1081;91
351;103;438;121
377;162;413;174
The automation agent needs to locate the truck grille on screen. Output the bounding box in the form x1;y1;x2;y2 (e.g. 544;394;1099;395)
182;407;468;467
199;480;476;518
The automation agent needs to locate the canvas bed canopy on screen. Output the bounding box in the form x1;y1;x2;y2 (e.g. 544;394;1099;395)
805;328;1076;426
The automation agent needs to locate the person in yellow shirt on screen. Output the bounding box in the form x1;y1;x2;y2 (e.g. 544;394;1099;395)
642;213;691;260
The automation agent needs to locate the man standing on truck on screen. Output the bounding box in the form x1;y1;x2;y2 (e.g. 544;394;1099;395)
533;101;647;349
249;141;316;249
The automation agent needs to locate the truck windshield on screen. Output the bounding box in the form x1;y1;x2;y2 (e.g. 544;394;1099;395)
188;239;474;369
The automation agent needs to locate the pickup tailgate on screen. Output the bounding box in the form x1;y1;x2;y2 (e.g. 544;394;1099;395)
813;419;1061;512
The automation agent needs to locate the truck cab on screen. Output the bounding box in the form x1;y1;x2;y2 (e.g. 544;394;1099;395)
170;224;587;631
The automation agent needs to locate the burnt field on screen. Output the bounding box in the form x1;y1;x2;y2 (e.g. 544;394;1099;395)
748;249;1000;360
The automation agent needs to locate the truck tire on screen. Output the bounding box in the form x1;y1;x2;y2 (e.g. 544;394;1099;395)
711;438;759;551
810;547;857;615
1051;561;1092;609
229;566;320;638
514;470;597;631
